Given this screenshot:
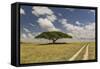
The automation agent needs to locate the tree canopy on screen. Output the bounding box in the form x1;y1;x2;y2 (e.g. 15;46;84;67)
35;31;72;43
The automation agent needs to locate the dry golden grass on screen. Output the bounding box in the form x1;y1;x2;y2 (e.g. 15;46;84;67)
88;42;96;60
20;42;95;64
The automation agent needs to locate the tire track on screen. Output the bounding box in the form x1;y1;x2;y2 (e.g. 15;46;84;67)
83;44;89;60
68;43;87;61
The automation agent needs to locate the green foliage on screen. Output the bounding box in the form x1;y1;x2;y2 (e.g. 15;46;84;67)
35;31;72;41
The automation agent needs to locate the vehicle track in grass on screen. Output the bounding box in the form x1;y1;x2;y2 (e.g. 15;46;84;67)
69;43;89;61
83;44;89;60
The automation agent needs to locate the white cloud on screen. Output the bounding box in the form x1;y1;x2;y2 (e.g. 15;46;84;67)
32;6;53;16
21;28;35;42
37;18;59;31
21;32;34;42
21;32;43;43
21;33;27;39
27;33;34;38
20;8;25;15
46;15;57;22
21;27;33;42
30;23;35;27
89;10;95;13
60;18;95;41
32;6;57;22
88;10;95;16
65;8;75;11
75;21;81;25
84;23;95;30
32;32;41;36
23;27;30;33
59;19;67;25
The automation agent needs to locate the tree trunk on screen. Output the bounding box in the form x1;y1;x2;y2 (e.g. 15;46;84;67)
52;40;56;44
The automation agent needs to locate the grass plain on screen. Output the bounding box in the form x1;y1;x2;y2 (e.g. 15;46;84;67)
20;42;95;64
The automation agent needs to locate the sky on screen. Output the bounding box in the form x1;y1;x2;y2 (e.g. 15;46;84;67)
20;5;95;43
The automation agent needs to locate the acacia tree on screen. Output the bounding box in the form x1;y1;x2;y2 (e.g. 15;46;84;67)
35;31;72;44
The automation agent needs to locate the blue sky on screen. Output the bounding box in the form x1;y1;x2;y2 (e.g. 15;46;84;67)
20;5;95;42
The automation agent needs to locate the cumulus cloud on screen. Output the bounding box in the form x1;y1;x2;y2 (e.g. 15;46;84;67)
32;6;53;15
37;18;59;31
27;33;34;38
21;33;27;39
21;32;33;41
21;32;42;43
32;6;57;22
21;27;34;42
20;8;25;15
46;15;57;22
59;18;95;40
22;27;38;40
32;6;58;32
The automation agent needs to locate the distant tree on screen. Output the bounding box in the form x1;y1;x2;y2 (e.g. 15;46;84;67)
35;31;72;44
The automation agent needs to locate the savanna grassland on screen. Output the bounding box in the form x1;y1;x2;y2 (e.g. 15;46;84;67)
20;42;95;64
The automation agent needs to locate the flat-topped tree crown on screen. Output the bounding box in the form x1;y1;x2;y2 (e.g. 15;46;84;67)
35;31;72;43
